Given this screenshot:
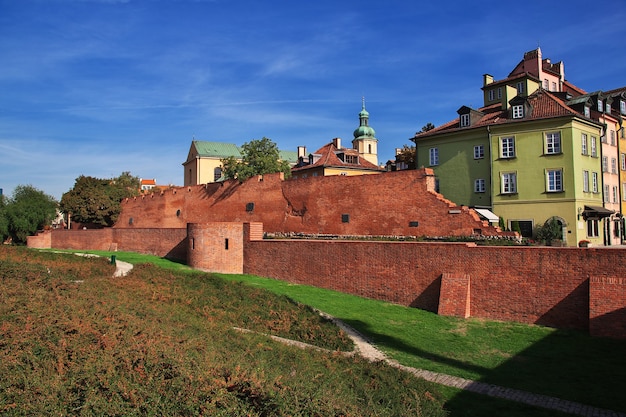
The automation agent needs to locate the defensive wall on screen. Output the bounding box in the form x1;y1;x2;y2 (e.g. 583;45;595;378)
111;169;509;238
32;222;626;339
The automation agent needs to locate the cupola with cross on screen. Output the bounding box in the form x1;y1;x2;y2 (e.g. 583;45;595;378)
352;97;379;166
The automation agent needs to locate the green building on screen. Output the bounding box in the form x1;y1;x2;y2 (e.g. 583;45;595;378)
412;48;618;247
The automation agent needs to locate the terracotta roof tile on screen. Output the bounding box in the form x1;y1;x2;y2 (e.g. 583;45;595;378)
291;142;383;172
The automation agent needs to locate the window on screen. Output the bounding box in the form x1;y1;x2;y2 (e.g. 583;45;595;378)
610;130;615;145
546;169;563;192
621;153;626;171
474;145;484;159
552;81;557;91
621;100;626;115
592;172;599;193
501;172;517;194
488;89;495;101
213;167;222;182
497;87;502;99
583;170;589;192
544;79;549;89
460;113;470;127
584;106;590;118
606;102;611;113
604;185;610;203
429;147;439;166
602;156;608;172
598;99;603;111
500;137;515;158
474;179;486;193
581;133;588;155
591;137;597;157
623;183;626;201
588;220;599;237
601;134;607;144
612;158;617;174
512;105;524;119
545;132;561;154
344;154;358;164
613;186;618;203
517;81;524;94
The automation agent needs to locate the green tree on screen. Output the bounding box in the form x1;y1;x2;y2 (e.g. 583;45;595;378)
221;137;291;181
1;185;58;244
60;172;140;227
421;122;435;132
395;144;416;169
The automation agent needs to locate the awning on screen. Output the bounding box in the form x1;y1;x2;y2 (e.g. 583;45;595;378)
474;208;500;224
582;205;615;220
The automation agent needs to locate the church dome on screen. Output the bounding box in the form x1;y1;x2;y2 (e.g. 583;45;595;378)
353;124;376;139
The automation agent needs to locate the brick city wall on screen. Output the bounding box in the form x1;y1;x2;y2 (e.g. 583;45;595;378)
113;169;508;238
50;228;187;261
188;223;244;274
242;235;626;338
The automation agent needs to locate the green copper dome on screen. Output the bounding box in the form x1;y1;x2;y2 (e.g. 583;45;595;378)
353;98;376;139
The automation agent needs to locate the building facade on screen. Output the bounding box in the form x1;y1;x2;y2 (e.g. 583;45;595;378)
412;48;623;247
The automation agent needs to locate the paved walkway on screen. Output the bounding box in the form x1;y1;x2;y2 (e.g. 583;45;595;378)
240;312;625;417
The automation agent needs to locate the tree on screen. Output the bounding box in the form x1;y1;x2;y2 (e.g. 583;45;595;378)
421;122;435;132
395;145;416;169
0;185;58;244
60;172;140;227
221;137;291;181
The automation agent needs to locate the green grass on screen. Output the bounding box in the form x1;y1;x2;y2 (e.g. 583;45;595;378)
3;246;446;416
40;249;626;416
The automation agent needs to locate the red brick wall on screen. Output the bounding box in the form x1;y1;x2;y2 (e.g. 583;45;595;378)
113;169;507;238
50;228;187;260
243;238;626;337
26;230;52;248
589;276;626;338
188;223;244;274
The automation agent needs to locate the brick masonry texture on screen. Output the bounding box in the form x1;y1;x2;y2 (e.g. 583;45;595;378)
112;169;507;238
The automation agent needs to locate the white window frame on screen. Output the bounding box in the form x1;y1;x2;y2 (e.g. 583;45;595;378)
474;178;486;193
602;156;608;172
584;106;590;118
474;145;484;159
612;158;617;174
512;105;524;119
621;153;626;171
517;82;524;94
546;169;563;192
501;172;517;194
488;89;495;101
500;137;515;158
583;170;589;193
460;113;470;127
606;102;611;113
598;99;603;111
429;147;439;166
544;79;549;89
591;137;597;157
604;184;610;203
621;100;626;115
592;172;599;193
545;132;561;154
613;186;618;203
552;81;557;92
581;133;588;155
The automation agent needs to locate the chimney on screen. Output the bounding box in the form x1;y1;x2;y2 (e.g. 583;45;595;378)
332;137;342;149
297;146;307;159
483;74;493;86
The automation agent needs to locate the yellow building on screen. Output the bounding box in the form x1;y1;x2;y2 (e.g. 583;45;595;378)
183;141;297;186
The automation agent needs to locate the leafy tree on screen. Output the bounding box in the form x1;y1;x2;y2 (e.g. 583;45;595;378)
60;172;140;227
0;185;58;244
421;122;435;132
221;137;291;181
535;217;563;245
395;144;416;169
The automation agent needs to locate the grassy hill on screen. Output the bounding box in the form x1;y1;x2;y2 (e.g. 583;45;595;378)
0;246;446;416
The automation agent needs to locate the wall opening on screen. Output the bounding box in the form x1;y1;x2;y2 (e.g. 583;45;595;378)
225;238;229;250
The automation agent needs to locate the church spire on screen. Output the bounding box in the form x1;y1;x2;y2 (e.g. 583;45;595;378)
352;97;378;166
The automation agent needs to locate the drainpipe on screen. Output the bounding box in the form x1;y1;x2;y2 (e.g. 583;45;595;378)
487;125;494;212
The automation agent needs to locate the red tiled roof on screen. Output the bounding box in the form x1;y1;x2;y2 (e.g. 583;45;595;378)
141;179;156;185
412;90;594;142
291;142;383;172
604;86;626;96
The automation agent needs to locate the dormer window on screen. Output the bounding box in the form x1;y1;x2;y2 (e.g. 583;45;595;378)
606;102;611;113
598;99;603;111
344;154;358;164
584;106;590;118
512;105;524;119
621;100;626;115
516;82;524;95
460;113;470;127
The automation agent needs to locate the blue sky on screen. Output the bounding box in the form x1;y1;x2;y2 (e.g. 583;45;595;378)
1;0;625;200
